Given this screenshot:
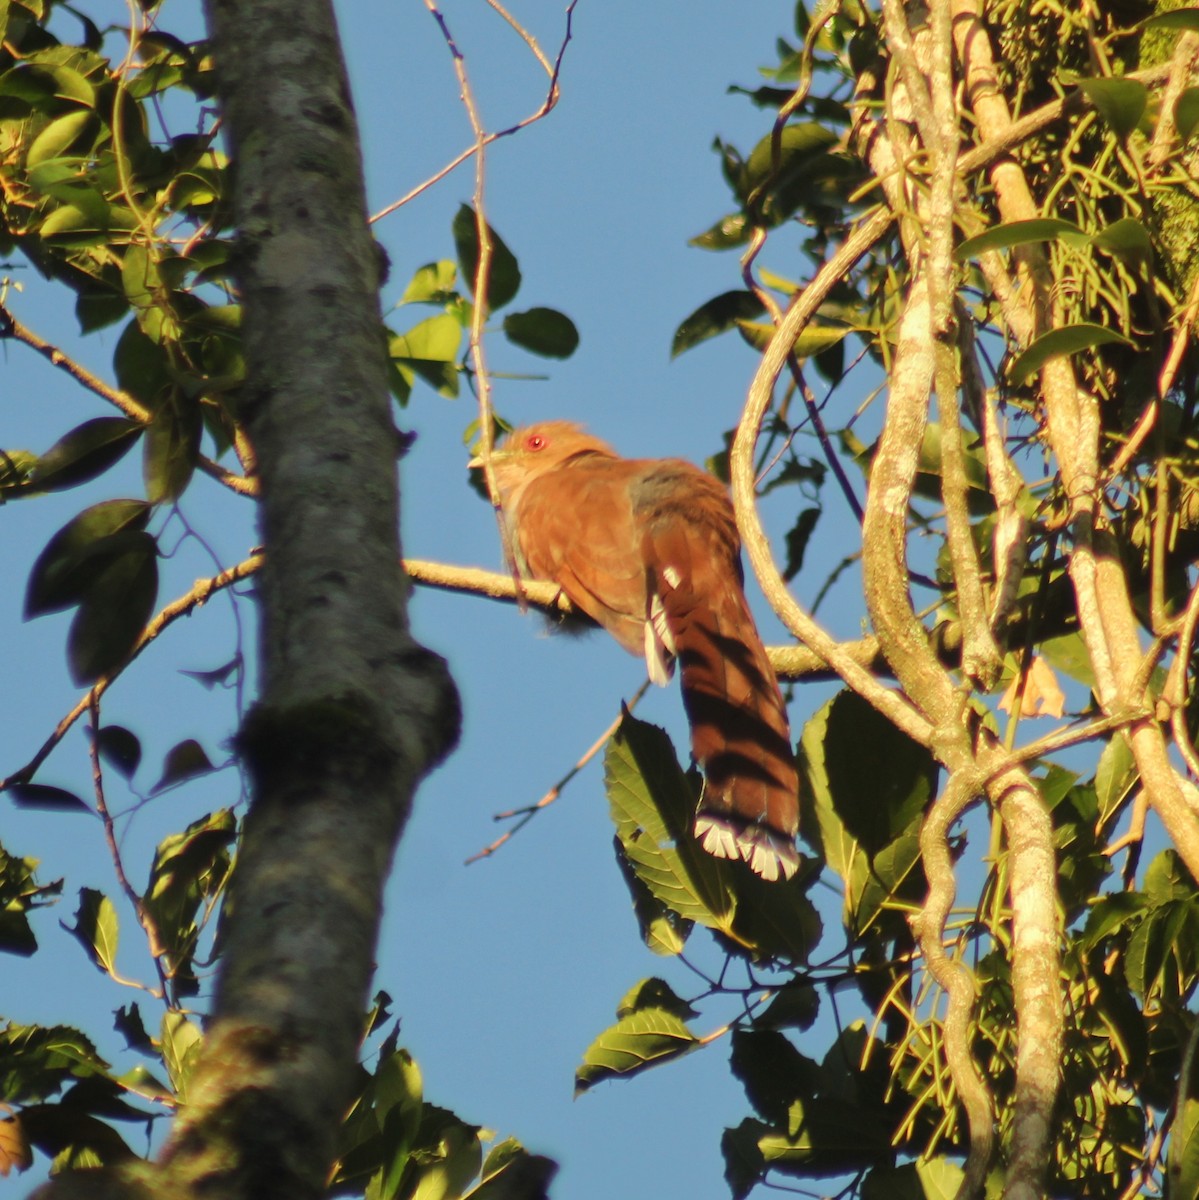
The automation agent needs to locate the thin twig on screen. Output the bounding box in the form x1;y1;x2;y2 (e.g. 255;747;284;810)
465;679;651;864
88;695;170;999
370;2;577;224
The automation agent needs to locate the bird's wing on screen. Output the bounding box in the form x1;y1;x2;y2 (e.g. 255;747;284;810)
513;459;664;671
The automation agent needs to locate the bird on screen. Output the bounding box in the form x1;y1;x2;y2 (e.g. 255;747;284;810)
472;420;799;881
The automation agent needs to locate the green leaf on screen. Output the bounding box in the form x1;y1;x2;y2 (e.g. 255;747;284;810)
615;977;699;1021
575;1006;699;1094
25;499;152;618
1008;324;1134;386
954;218;1084;262
758;982;820;1032
730;1029;820;1124
1142;7;1199;33
452;204;521;311
734;320;847;358
0;448;38;492
605;717;738;927
1076;78;1148;140
0;1023;110;1105
372;1050;424;1198
67;533;158;684
405;1107;482;1200
612;837;692;955
113;320;172;407
689;212;752;251
783;508;820;581
799;690;937;935
1176;87;1199;141
25;109;93;167
9;784;89;813
37;201;110;244
400;260;457;306
389;315;462;398
722;1118;768;1200
1169;1097;1199;1198
1092;218;1152;261
501;307;579;358
470;1138;557;1200
66;888;119;976
151;740;216;794
1094;734;1136;827
672;291;766;357
160;1012;203;1102
93;725;142;781
143;392;201;503
0;847;60;957
27;417;141;494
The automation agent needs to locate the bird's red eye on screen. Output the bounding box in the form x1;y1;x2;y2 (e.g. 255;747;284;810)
527;434;546;451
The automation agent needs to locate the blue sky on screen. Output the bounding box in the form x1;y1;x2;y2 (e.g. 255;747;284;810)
2;2;865;1195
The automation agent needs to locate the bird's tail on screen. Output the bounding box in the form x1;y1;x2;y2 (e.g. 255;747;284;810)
656;564;799;881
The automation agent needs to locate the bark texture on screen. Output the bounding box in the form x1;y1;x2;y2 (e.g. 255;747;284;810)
145;3;458;1196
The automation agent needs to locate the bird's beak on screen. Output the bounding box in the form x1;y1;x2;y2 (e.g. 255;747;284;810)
467;443;511;470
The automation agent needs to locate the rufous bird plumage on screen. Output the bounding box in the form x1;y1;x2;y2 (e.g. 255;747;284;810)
474;421;799;881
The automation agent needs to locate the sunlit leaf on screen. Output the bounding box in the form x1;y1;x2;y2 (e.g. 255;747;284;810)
1008;324;1133;386
65;888;119;976
575;1007;698;1094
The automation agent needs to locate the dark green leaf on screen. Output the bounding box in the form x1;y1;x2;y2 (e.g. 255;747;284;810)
723;1119;768;1200
954;218;1084;262
180;656;242;690
113;1004;154;1056
27;418;141;494
1076;78;1148;140
452;204;521;311
1008;324;1134;385
731;1029;821;1125
113;320;172;406
615;977;699;1021
67;534;158;684
151;740;216;794
143;392;201;503
0;848;59;957
1176;87;1199;141
672;291;766;357
472;1138;557;1200
501;307;579;358
783;508;820;581
575;1006;698;1094
758;982;820;1032
25;499;152;618
64;888;119;976
1092;218;1152;261
9;784;89;812
93;725;142;781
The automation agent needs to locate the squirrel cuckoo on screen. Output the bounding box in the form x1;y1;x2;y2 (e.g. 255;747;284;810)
474;421;799;881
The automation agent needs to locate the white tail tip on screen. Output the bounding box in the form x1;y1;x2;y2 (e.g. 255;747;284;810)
694;815;799;881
